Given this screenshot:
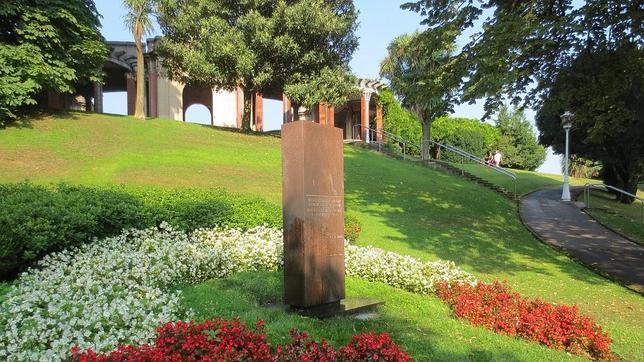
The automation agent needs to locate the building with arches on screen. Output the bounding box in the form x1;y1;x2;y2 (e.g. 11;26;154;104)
40;38;384;141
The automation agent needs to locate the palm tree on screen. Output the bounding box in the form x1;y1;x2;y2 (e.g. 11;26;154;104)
123;0;154;120
380;33;456;161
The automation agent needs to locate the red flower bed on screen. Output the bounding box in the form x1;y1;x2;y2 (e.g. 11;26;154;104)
69;318;411;362
436;281;613;360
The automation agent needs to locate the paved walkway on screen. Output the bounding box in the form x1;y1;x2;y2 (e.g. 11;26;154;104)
520;187;644;293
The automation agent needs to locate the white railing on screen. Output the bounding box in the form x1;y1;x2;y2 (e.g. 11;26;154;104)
352;124;518;199
583;183;644;223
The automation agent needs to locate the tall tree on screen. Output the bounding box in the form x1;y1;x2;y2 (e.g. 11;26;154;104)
380;32;458;160
283;65;357;119
403;0;643;198
495;106;546;171
536;45;643;202
0;0;107;124
155;0;358;129
123;0;155;120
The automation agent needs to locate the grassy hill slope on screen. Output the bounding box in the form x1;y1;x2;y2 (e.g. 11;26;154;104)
0;112;282;202
1;112;642;360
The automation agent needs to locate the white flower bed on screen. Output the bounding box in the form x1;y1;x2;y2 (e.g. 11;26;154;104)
346;244;476;295
0;224;474;361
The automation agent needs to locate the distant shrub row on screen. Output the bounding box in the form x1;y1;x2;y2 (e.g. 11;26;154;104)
380;90;499;161
381;92;546;170
0;183;362;280
431;116;501;162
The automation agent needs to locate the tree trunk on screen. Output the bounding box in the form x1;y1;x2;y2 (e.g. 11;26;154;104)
603;163;639;204
421;120;431;161
242;88;252;130
134;22;145;120
291;102;302;121
615;168;639;204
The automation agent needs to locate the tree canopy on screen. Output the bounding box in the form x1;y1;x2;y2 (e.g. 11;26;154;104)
155;0;359;128
495;106;546;171
403;0;643;198
402;0;642;116
536;45;643;201
380;32;459;160
0;0;107;124
284;65;357;110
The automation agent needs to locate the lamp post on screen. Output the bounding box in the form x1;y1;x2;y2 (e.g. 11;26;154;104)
561;112;573;201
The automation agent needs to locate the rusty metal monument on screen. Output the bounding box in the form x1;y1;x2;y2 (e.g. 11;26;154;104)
281;120;381;317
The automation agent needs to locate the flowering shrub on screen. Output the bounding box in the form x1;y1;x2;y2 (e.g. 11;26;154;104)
344;213;362;243
337;332;412;361
70;318;412;362
276;330;337;361
69;319;274;362
0;224;471;360
346;244;476;294
436;281;613;360
0;225;281;361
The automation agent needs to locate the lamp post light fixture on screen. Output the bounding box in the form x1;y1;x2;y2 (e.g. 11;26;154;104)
561;112;573;201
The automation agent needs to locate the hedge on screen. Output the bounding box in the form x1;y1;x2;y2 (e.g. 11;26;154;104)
379;89;422;156
432;117;501;162
0;183;280;279
0;183;363;280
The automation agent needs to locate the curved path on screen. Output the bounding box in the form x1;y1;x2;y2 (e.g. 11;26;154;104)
520;187;644;293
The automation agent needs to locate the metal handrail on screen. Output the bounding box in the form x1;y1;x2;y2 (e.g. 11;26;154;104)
429;140;517;180
352;124;420;160
352;124;518;199
583;183;644;223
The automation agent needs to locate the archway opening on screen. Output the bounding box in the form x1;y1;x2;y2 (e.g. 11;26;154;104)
101;60;131;115
103;92;127;115
182;85;213;125
262;98;283;131
184;104;212;125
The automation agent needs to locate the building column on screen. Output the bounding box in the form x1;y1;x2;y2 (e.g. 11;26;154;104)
254;92;263;132
236;86;244;129
376;102;383;143
126;74;136;116
93;83;103;113
282;94;292;123
317;103;327;125
360;91;371;142
148;63;158;118
328;106;335;127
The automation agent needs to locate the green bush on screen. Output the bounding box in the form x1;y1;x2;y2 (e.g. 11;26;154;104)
0;183;280;279
0;183;362;280
344;212;362;243
432;117;500;162
117;187;281;231
379;89;422;156
494;106;546;170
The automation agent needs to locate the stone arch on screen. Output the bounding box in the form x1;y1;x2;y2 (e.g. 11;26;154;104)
182;85;213;125
184;104;213;125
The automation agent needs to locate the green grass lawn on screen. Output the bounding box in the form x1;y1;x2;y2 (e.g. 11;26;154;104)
581;189;644;245
0;111;283;203
181;272;580;361
455;162;595;196
1;112;642;360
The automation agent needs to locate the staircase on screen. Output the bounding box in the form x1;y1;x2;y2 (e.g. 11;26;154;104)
353;140;517;202
428;160;517;201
